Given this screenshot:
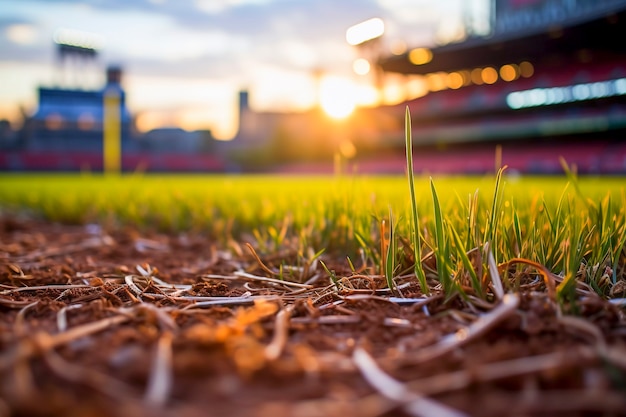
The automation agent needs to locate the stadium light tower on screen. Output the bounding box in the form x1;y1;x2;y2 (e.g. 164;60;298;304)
53;27;104;88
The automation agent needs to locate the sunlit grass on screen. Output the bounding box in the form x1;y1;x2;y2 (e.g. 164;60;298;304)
405;107;428;295
0;168;624;302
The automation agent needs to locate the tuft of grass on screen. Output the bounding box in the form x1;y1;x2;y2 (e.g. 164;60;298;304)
0;164;624;302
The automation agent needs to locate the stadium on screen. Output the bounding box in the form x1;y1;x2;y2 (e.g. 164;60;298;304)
372;0;626;174
1;0;625;174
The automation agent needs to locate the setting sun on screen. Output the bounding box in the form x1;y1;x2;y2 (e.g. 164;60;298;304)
319;76;356;119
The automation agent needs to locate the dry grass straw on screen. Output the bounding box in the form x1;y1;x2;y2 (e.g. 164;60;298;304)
144;331;174;407
353;346;468;417
394;293;520;367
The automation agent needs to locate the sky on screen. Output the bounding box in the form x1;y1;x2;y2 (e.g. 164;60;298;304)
0;0;490;139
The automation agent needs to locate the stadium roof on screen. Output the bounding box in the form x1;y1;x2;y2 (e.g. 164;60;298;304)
380;6;626;75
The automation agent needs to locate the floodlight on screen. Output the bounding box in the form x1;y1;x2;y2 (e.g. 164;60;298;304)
346;18;384;46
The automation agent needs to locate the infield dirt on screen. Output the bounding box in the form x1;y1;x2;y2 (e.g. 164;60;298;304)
1;216;625;417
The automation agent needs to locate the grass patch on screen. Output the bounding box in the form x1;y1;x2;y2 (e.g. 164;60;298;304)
0;164;624;302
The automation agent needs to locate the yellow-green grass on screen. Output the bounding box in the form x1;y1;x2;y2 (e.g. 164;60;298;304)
1;172;624;301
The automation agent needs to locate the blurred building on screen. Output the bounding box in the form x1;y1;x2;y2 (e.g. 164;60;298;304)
223;90;353;169
0;42;225;172
377;0;626;174
226;0;626;174
26;66;133;153
3;2;626;174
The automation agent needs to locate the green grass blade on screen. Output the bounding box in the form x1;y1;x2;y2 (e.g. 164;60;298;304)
483;166;506;259
467;189;479;250
449;221;482;298
405;106;429;295
385;206;397;292
513;209;522;256
612;228;626;285
320;260;339;290
430;178;452;295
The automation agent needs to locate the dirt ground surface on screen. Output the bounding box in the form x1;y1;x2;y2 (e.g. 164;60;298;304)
1;215;625;417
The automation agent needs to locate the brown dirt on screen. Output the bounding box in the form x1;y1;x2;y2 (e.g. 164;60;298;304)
1;216;625;417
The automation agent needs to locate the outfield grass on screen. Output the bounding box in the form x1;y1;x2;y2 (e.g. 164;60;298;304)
1;171;625;302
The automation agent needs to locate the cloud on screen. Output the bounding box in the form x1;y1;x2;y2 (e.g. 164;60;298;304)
195;0;273;14
0;0;454;134
0;0;385;79
5;23;39;45
377;0;463;46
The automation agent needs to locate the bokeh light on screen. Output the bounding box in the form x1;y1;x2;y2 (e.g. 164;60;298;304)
408;48;433;66
499;64;519;81
426;72;447;91
390;40;407;55
446;72;464;89
352;58;371;75
481;67;498;84
519;61;534;78
506;77;626;109
471;68;484;85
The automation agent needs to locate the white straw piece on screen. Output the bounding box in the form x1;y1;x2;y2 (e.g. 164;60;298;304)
144;331;174;408
353;347;468;417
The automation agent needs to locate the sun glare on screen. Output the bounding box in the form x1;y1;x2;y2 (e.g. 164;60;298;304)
319;76;356;119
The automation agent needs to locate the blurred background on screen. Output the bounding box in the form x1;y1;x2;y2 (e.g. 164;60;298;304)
1;0;625;174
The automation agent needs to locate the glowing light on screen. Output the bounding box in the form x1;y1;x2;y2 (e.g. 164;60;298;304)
446;72;464;89
459;70;472;86
354;84;379;106
346;18;384;46
519;61;534;78
505;92;524;109
319;76;356;119
390;40;407;55
481;67;498;84
471;68;484;85
406;77;429;100
590;81;609;97
408;48;433;66
45;113;63;130
53;27;104;49
339;140;357;159
426;72;447;92
572;84;591;100
352;58;371;75
382;82;406;105
499;64;518;82
506;78;626;109
77;113;96;130
528;88;547;105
